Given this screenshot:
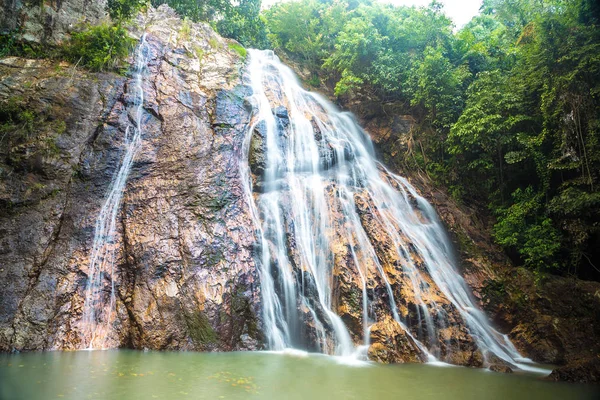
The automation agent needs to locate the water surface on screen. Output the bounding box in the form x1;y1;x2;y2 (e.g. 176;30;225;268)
1;351;597;399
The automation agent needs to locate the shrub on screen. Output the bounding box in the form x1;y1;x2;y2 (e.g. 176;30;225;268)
0;31;53;59
107;0;147;22
65;24;135;72
228;42;247;59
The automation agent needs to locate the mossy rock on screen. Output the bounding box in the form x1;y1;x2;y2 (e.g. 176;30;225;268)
185;310;217;346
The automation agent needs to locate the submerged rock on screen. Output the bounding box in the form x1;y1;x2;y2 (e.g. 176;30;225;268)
489;364;514;374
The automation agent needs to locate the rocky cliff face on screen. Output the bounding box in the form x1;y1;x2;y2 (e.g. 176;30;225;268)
0;6;261;352
0;0;107;44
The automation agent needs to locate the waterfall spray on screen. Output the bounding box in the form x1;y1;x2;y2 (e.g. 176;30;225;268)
241;49;541;371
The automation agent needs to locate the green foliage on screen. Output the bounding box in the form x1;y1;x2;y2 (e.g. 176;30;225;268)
0;1;143;71
179;17;192;41
263;0;600;278
409;46;468;130
151;0;269;47
0;31;19;58
65;23;136;72
208;37;220;50
0;31;54;59
151;0;225;21
106;0;147;22
494;187;561;271
0;97;36;141
0;97;69;169
264;0;456;101
228;42;247;59
216;0;269;48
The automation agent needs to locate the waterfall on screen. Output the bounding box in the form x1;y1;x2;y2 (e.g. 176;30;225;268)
241;49;539;371
80;35;149;350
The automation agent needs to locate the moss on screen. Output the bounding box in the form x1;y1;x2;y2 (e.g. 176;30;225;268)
0;97;37;143
343;285;362;313
43;136;61;157
208;37;220;50
54;120;67;135
227;42;247;59
0;97;70;166
481;278;507;309
185;310;217;346
178;18;192;42
193;46;204;62
71;164;84;179
204;246;225;268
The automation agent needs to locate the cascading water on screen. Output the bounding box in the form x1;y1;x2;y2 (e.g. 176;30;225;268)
241;49;540;371
80;35;149;350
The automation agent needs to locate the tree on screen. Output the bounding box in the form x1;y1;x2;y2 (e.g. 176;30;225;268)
107;0;147;23
151;0;269;47
262;0;600;279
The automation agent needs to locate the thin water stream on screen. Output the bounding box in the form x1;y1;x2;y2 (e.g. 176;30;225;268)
80;35;149;349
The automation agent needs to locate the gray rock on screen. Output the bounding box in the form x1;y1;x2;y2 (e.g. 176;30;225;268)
0;0;108;45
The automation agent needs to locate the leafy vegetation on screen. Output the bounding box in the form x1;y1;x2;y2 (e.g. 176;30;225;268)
228;42;247;59
63;0;146;71
262;0;600;280
1;1;145;72
150;0;269;47
2;0;597;279
65;23;136;72
0;96;69;170
107;0;148;22
0;31;54;59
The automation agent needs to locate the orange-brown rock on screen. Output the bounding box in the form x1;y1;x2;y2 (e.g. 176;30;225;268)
368;316;423;364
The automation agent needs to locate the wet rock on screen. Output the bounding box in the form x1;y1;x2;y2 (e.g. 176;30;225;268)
0;6;260;352
249;120;267;176
489;364;514;374
2;3;597;382
548;356;600;384
0;57;122;351
311;117;323;141
213;86;253;127
273;106;290;131
273;106;289;120
368;316;423;364
318;142;337;170
327;82;600;377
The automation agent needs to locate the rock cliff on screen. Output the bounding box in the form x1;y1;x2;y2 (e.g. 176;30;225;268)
0;0;108;44
0;5;261;352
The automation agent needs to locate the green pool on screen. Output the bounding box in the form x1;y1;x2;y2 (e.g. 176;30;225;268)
0;350;597;400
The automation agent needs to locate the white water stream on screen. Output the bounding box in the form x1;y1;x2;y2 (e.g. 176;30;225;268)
242;49;543;372
80;35;149;350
